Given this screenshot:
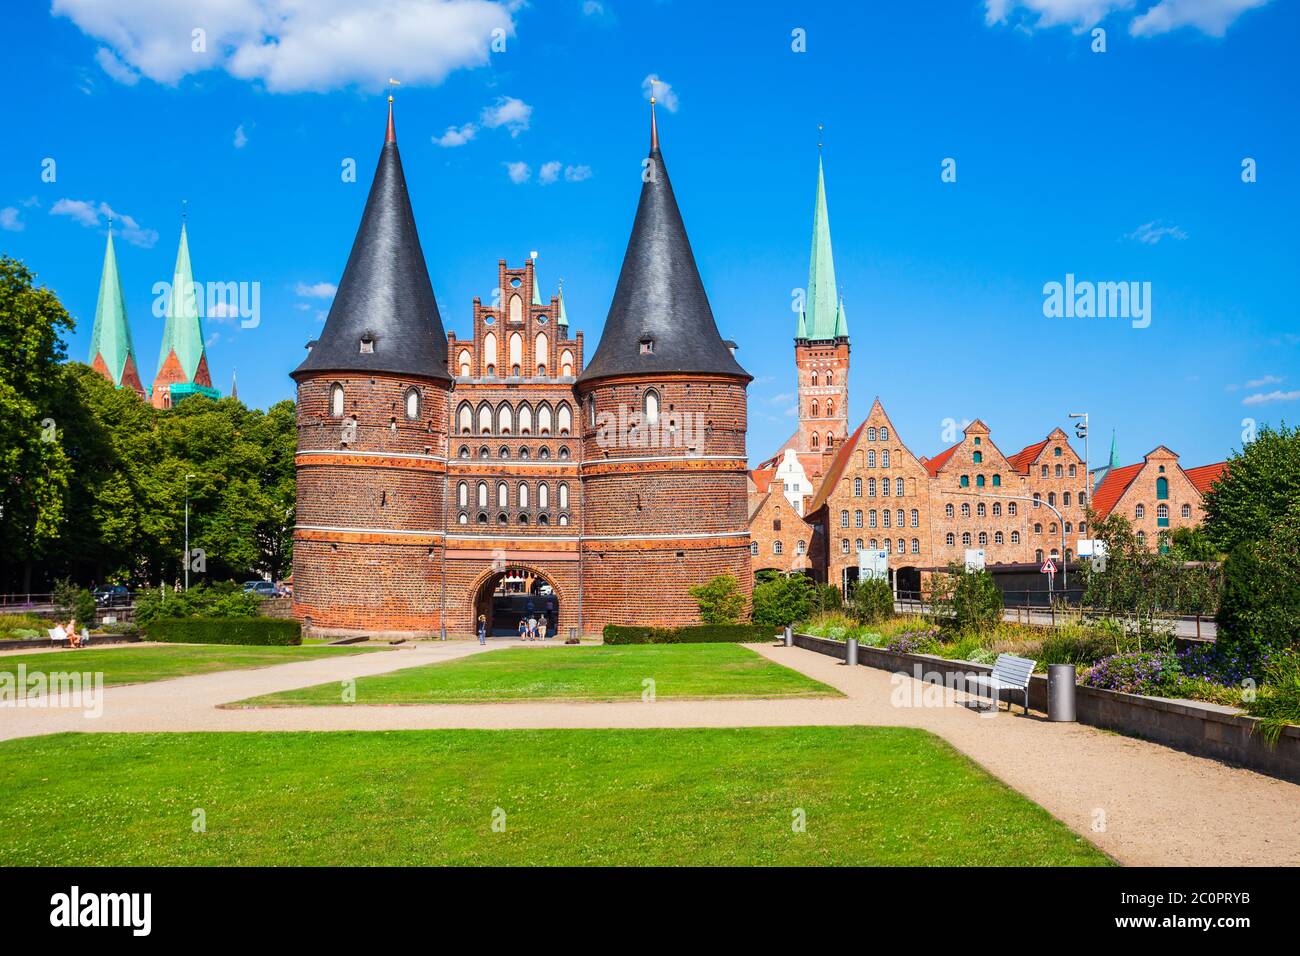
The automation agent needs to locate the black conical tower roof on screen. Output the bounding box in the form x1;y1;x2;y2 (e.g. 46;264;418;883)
578;107;749;385
292;102;450;383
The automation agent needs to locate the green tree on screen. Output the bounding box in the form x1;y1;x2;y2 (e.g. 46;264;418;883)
0;257;74;591
750;574;817;629
1202;423;1300;553
688;574;746;624
930;563;1003;630
1216;500;1300;666
850;576;894;624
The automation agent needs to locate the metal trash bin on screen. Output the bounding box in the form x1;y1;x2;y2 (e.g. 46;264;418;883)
783;626;793;647
1048;664;1076;722
845;637;858;667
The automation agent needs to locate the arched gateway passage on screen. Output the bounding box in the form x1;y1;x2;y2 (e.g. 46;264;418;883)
474;566;560;638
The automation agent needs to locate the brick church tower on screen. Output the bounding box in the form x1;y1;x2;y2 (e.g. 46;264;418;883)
150;219;219;408
794;154;850;458
289;99;452;636
576;101;753;629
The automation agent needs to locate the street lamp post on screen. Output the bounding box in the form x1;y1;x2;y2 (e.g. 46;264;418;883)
948;489;1070;591
184;473;196;591
1070;412;1090;503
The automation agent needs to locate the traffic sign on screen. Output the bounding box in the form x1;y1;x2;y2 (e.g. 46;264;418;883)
1040;559;1057;575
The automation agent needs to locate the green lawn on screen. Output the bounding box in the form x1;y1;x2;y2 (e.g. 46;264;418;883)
0;643;376;688
0;727;1109;866
235;642;837;707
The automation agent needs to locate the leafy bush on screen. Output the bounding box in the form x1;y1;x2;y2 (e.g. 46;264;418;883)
930;564;1003;630
135;581;261;626
885;629;941;656
1081;652;1179;695
850;577;894;624
751;574;817;629
687;575;746;625
146;617;301;646
1245;652;1300;744
813;584;843;614
52;579;96;625
602;623;773;645
1216;502;1300;669
1038;631;1115;669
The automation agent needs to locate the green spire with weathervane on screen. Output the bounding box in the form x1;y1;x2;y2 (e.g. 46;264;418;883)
1108;429;1120;469
799;154;843;341
89;227;137;387
557;279;569;328
157;221;207;382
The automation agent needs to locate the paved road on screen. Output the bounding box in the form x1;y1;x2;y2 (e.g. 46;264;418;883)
2;638;1295;865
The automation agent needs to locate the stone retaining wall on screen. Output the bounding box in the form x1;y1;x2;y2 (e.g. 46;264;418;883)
792;633;1300;784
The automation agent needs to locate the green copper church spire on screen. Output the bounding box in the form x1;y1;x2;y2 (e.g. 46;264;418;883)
1108;429;1120;468
799;155;843;341
156;221;207;382
89;227;140;392
556;279;569;327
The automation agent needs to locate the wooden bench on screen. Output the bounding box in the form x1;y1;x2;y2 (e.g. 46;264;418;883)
968;653;1035;715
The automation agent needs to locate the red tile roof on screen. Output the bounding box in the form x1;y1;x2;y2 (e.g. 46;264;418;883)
1090;462;1144;520
1007;439;1049;475
920;441;961;478
806;421;867;513
1184;461;1227;495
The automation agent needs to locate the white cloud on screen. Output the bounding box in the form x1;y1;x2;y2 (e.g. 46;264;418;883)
1131;0;1271;36
582;1;604;15
295;281;337;299
435;122;478;147
19;196;40;208
983;0;1268;35
0;207;24;232
480;96;532;137
233;124;248;148
1229;374;1283;391
49;198;158;247
564;164;592;182
538;161;562;185
504;161;531;184
93;46;140;85
1242;389;1300;406
54;0;516;93
1126;220;1188;244
642;73;679;112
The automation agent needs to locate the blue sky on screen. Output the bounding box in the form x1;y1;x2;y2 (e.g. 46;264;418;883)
2;0;1296;469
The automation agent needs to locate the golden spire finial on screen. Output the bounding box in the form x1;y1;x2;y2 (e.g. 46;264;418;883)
649;95;659;152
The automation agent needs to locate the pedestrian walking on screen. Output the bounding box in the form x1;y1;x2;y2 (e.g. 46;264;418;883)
537;614;548;641
477;614;487;645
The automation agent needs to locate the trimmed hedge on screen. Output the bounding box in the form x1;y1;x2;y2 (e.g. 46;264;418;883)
146;617;302;646
603;623;775;645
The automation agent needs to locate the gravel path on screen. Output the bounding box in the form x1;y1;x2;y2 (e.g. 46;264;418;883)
3;639;1296;866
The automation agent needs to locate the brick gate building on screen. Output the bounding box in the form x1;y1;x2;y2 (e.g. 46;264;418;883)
290;99;752;637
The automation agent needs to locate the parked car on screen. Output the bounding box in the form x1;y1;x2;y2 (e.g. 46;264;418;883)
242;580;282;597
93;585;131;608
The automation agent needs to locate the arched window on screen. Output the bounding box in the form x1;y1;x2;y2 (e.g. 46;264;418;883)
458;445;470;459
559;403;573;435
1055;464;1063;478
509;293;522;324
976;502;986;517
498;404;513;434
811;370;818;386
946;533;955;546
644;388;660;425
960;475;970;488
1048;492;1056;507
535;331;548;370
896;478;904;496
559;514;569;526
1034;523;1043;534
509;332;523;371
812;433;819;449
897;509;905;527
867;478;876;496
840;510;850;528
1008;502;1017;516
910;509;918;527
497;482;509;509
1063;492;1072;506
976;474;985;487
961;503;971;517
478;404;493;435
1049;523;1058;534
992;502;1001;517
881;475;890;496
1181;503;1192;518
404;387;420;420
1011;531;1020;544
1135;503;1146;519
911;538;919;554
477;482;488;508
978;532;988;546
797;540;806;555
880;427;889;440
1137;530;1146;546
519;483;529;508
882;450;890;468
826;399;834;417
751;541;759;556
995;531;1004;545
457;482;468;508
867;450;876;468
518;404;533;435
1033;493;1041;508
558;446;570;460
825;432;833;448
458;403;473;434
811;399;819;417
538;483;549;509
483;331;498;369
854;478;862;496
827;371;834;384
458;512;468;525
499;446;510;459
945;503;954;518
560;350;574;377
773;541;783;555
992;474;1001;487
868;427;878;441
1156;477;1169;500
538;404;553;435
973;451;982;464
458;350;471;377
558;483;569;509
329;383;344;417
1157;503;1168;520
